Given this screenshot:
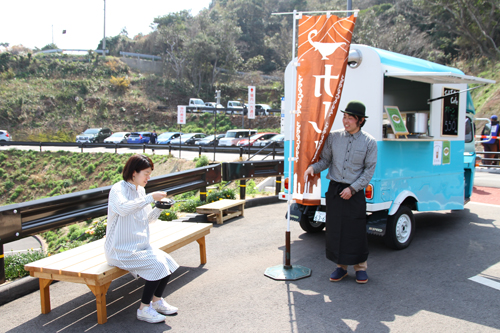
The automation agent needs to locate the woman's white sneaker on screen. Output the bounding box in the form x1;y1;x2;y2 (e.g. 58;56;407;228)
137;304;166;323
152;298;178;315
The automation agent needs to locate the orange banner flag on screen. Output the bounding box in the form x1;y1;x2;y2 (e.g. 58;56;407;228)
293;13;357;205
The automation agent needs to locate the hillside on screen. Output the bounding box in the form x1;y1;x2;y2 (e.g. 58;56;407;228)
0;53;282;141
0;150;197;206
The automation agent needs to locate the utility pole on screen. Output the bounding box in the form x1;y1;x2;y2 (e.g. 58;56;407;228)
103;0;106;53
347;0;352;16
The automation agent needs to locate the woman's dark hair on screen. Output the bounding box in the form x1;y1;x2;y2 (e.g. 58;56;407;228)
122;154;154;181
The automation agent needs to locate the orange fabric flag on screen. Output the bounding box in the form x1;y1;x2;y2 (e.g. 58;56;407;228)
293;14;357;205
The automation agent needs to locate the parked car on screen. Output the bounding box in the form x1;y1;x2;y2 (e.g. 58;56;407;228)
237;132;279;146
204;102;225;113
195;134;225;146
218;129;257;146
0;130;12;141
104;132;131;144
227;101;246;115
188;98;205;112
75;128;112;143
157;132;182;144
180;133;207;145
256;104;272;115
253;134;285;147
127;132;152;144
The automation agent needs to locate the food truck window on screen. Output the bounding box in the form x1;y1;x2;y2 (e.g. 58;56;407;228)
465;117;473;143
383;77;430;112
442;88;460;136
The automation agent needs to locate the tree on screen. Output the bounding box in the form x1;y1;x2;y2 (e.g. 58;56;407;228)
416;0;500;59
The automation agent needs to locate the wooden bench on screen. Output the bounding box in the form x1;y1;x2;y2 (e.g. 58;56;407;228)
196;199;245;224
24;221;211;325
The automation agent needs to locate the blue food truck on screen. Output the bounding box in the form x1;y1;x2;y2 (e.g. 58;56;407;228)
279;44;495;249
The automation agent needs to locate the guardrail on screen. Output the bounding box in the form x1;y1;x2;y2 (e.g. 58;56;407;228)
0;141;284;156
34;49;109;55
0;163;221;284
476;151;500;167
119;51;162;61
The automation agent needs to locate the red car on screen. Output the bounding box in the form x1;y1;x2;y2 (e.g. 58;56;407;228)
237;132;279;146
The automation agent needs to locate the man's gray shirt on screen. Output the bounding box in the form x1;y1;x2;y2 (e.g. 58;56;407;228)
311;129;377;193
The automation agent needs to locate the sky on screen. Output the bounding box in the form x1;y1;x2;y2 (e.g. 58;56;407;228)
1;0;212;51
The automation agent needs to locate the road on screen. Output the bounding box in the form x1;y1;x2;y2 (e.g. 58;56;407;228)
1;200;499;332
0;144;274;163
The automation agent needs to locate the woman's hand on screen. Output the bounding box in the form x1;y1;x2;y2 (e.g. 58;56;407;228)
304;166;314;181
152;191;167;201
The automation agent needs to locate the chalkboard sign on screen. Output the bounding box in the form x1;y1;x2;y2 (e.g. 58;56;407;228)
442;88;460;136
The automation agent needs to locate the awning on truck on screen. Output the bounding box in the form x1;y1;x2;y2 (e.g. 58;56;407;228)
385;72;495;85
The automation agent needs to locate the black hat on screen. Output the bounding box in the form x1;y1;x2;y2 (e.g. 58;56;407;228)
341;101;368;118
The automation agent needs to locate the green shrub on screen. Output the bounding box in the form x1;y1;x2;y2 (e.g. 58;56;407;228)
85;218;107;241
176;199;203;213
4;180;15;191
206;188;236;202
159;210;178;221
10;185;24;201
5;250;46;280
194;155;210;168
86;163;96;174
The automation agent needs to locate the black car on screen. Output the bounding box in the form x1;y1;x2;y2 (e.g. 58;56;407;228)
182;133;207;145
195;134;225;146
75;128;112;143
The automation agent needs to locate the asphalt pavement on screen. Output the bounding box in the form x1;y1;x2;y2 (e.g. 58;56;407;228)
1;198;500;332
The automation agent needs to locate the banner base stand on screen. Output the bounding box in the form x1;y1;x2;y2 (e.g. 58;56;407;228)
264;264;312;281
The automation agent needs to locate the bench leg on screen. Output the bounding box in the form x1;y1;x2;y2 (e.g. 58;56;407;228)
196;236;207;265
217;212;223;225
88;282;111;324
39;278;52;314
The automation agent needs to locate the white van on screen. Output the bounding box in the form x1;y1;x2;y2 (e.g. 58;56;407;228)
227;101;245;115
188;98;205;112
218;129;257;146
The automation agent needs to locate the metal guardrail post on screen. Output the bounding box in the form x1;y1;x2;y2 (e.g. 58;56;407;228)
115;144;118;154
240;179;246;200
200;186;207;202
0;244;4;284
169;144;172;155
199;146;202;158
40;143;42;152
81;144;83;153
143;144;146;153
239;147;243;160
275;176;281;195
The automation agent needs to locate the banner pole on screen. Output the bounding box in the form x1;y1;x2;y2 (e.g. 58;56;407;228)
265;9;311;281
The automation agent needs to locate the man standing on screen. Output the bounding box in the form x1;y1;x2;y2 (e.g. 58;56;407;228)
304;101;377;284
481;115;499;166
150;130;158;145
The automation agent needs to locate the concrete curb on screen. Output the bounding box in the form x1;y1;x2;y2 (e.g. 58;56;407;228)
0;195;282;306
0;276;43;306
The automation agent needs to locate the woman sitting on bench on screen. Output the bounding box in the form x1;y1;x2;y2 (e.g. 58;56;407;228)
105;154;179;324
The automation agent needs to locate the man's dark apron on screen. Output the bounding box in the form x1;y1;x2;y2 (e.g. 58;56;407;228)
325;180;368;265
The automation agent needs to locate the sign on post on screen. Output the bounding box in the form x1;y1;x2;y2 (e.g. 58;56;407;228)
248;86;256;119
177;105;186;124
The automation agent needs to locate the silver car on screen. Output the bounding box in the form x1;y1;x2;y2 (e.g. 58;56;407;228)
104;132;131;144
0;130;12;141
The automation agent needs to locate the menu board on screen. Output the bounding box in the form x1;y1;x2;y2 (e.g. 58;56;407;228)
384;106;409;136
442;88;459;136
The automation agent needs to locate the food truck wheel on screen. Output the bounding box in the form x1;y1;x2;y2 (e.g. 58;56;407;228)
384;205;415;250
299;215;325;233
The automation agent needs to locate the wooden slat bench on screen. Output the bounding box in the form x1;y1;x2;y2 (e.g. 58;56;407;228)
24;221;211;325
196;199;245;224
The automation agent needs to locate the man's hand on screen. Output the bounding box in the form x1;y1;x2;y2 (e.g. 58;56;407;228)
339;188;352;200
304;166;314;181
